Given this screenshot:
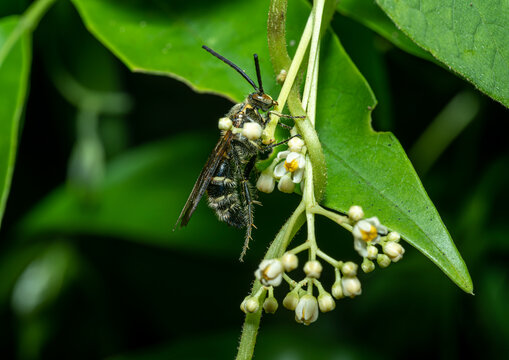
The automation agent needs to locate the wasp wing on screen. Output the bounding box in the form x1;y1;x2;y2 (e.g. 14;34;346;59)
174;131;234;229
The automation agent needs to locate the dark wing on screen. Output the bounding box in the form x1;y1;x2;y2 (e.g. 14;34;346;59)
174;131;234;229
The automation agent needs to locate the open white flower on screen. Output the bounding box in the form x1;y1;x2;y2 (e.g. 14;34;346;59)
352;217;388;257
273;151;305;184
255;259;284;287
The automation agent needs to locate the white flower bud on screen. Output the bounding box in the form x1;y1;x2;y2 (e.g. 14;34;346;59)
387;231;401;242
276;69;287;84
288;136;305;153
383;241;405;262
366;245;378;260
341;261;358;277
277;173;295;193
241;297;259;313
361;258;375;273
295;294;319;325
348;205;364;222
255;259;283;287
283;292;299;310
377;254;391;268
318;293;336;312
331;281;344;299
342;276;362;298
218;117;232;130
242;122;263;140
256;170;275;193
281;252;298;272
303;260;323;278
263;297;278;314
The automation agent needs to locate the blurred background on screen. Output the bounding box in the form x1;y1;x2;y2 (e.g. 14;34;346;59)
1;1;509;359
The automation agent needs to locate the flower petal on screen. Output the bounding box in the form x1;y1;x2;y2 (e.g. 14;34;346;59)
292;168;304;183
277;150;290;160
273;162;287;179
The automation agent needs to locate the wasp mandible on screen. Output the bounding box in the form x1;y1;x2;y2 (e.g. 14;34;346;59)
174;45;300;260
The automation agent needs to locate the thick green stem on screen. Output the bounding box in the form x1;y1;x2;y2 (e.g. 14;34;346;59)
0;0;57;68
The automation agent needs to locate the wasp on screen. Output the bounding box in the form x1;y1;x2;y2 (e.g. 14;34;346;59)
174;45;300;260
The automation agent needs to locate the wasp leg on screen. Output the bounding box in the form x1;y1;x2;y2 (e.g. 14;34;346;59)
268;111;306;119
239;155;257;261
261;135;302;153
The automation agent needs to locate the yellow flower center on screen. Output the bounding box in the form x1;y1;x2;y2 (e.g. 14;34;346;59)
284;158;299;172
360;224;378;242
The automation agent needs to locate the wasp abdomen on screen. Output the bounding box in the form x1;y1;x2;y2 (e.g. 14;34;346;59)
207;161;247;228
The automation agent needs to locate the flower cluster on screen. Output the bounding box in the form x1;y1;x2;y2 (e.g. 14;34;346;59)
256;137;306;194
241;205;405;326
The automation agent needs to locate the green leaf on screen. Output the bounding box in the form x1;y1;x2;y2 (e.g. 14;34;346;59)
336;0;434;61
317;30;472;293
376;0;509;108
69;0;471;291
0;16;31;229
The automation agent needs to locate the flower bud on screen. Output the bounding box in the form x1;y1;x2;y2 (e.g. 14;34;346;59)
341;261;358;277
242;122;263;140
387;231;401;242
295;294;319;325
281;252;298;272
361;258;375;273
377;254;391;268
276;69;287;84
303;260;323;278
255;259;283;287
331;281;344;299
263;297;278;314
256;170;275;193
342;276;362;298
383;241;405;262
277;173;295;193
348;205;364;222
366;245;378;260
241;297;259;313
318;293;336;312
288;136;305;153
283;291;300;310
218;117;232;130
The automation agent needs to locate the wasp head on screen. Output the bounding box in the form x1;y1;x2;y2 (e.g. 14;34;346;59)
249;92;277;112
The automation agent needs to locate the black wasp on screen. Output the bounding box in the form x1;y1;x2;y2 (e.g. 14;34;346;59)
174;45;299;260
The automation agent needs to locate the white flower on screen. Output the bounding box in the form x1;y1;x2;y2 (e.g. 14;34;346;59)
281;252;298;272
342;276;362;298
277;173;295;193
288;137;305;153
295;294;319;325
383;241;405;262
218;117;232;130
273;151;305;183
318;293;336;312
348;205;364;222
256;170;275;193
255;259;283;287
242;122;263;140
352;217;388;257
303;260;323;278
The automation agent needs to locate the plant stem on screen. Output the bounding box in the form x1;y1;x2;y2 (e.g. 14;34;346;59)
0;0;57;68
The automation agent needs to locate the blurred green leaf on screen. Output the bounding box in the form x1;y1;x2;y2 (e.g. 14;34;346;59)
317;30;472;293
0;16;31;229
336;0;433;61
19;136;246;257
68;0;471;291
376;0;509;108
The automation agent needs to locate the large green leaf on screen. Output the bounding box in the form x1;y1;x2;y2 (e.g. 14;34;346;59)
0;16;31;229
376;0;509;108
318;30;471;293
336;0;433;61
70;0;471;291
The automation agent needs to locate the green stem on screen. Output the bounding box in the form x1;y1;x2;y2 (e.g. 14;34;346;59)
236;208;306;360
0;0;57;68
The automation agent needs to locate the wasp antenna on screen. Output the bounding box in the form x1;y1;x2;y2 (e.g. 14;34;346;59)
202;45;258;90
253;53;264;93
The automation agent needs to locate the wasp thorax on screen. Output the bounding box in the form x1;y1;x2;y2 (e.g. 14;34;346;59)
249;92;277;112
